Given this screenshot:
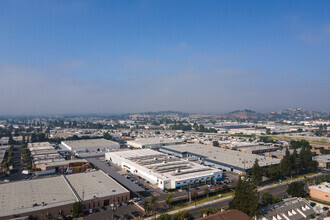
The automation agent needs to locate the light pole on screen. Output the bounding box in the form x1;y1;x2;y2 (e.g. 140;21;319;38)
110;204;116;220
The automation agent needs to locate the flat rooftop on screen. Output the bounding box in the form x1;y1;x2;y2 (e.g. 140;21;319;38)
0;145;9;150
309;182;330;194
269;149;301;156
260;198;314;220
239;145;279;151
0;176;77;217
65;171;129;201
127;138;182;146
314;154;330;163
62;138;119;149
161;144;280;170
108;149;222;182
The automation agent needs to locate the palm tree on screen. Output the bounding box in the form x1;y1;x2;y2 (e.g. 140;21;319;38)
165;193;173;209
150;195;158;214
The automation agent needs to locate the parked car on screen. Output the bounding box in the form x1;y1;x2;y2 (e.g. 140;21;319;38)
310;202;316;207
323;207;329;211
131;211;140;217
124;214;133;220
116;203;122;207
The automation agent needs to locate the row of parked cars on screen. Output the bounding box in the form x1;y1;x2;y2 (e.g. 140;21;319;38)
122;174;153;193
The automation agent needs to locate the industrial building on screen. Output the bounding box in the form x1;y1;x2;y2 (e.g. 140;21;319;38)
0;145;9;168
106;149;223;189
160;144;281;174
313;155;330;170
259;198;315;220
28;142;89;174
0;171;129;220
309;182;330;203
264;149;302;159
61;138;120;157
126;137;183;149
238;145;279;154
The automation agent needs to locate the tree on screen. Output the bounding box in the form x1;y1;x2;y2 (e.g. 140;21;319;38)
173;211;194;220
204;188;210;198
265;164;281;181
287;181;306;197
157;213;171;220
199;207;216;217
280;148;292;177
261;192;274;207
143;201;150;217
251;159;263;185
72;202;83;218
165;193;173;209
229;177;259;217
150;195;158;213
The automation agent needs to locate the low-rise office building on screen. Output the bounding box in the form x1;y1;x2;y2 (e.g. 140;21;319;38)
0;171;129;220
309;182;330;203
160;144;281;174
106;149;223;189
126;137;183;149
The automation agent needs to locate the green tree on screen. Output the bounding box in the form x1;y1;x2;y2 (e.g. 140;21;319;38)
213;141;219;147
229;177;259;217
150;195;158;213
143;201;150;217
204;187;210;198
165;193;173;209
199;207;215;217
261;192;273;207
157;213;171;220
173;211;194;220
280;149;292;177
72;202;83;218
287;181;306;197
251;159;263;185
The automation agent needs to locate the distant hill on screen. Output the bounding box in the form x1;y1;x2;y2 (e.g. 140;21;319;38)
213;108;329;121
128;108;329;121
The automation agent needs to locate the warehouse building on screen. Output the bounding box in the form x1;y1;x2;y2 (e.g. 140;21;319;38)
126;137;183;149
264;149;302;159
259;198;315;220
0;171;129;220
0;145;9;168
28;142;89;174
308;182;330;203
106;149;223;189
61;138;120;157
313;155;330;170
160;144;281;174
238;145;279;154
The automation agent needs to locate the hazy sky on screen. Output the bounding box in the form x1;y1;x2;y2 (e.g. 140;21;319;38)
1;0;330;115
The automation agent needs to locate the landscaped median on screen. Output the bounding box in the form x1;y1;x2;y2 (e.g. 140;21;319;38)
170;190;234;211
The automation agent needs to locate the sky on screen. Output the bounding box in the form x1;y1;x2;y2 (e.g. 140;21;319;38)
0;0;330;115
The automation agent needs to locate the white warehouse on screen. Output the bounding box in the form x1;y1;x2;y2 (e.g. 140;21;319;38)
105;149;223;190
126;138;183;149
61;138;120;154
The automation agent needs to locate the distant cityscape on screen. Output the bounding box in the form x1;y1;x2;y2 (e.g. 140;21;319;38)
0;108;329;219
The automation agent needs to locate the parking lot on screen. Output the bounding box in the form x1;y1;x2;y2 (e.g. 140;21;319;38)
93;157;238;205
83;200;144;220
